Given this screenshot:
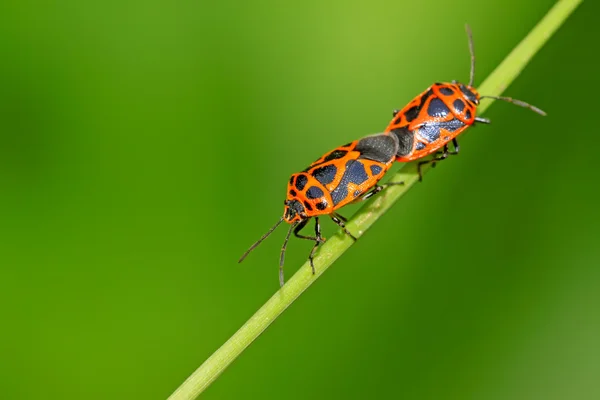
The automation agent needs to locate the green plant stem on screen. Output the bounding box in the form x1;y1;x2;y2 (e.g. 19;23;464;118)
168;1;582;398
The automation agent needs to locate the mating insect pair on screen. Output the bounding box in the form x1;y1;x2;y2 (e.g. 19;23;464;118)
240;25;545;286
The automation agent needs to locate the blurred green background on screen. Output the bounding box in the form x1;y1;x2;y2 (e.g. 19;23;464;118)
0;0;597;399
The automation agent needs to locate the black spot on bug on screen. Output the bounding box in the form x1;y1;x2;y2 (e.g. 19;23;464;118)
316;202;327;211
417;119;466;146
436;118;465;134
444;118;465;132
415;142;425;150
419;89;434;108
330;160;369;206
466;109;472;120
331;188;348;206
421;119;467;144
295;174;308;191
404;89;434;123
306;186;324;199
370;164;383;176
353;189;361;198
390;127;414;157
303;201;313;211
404;106;419;122
311;164;337;186
355;134;398;163
289;189;297;197
427;98;450;118
459;84;478;104
418;124;441;143
440;87;455;96
289;176;295;185
453;99;465;114
323;149;347;162
304;149;349;171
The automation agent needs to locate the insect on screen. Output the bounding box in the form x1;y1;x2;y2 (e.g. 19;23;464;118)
239;133;401;286
385;24;546;179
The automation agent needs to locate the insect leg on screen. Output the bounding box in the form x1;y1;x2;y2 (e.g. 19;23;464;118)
330;213;357;241
293;217;325;275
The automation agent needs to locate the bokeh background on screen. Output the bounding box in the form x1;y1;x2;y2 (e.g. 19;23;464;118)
0;0;598;399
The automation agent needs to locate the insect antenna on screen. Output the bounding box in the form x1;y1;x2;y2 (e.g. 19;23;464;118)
480;95;547;116
465;24;476;87
239;217;285;263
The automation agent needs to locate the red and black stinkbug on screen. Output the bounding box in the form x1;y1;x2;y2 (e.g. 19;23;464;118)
239;133;402;286
385;24;546;179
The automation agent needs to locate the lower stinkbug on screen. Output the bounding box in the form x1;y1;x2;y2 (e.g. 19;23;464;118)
239;132;402;286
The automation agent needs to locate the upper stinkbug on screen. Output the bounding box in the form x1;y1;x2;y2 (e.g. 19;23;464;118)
385;24;546;179
239;133;402;286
